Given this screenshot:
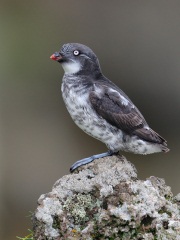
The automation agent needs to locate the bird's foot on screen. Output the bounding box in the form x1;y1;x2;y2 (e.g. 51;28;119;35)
70;150;118;172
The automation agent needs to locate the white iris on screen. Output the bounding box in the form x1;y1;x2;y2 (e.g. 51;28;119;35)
73;50;79;56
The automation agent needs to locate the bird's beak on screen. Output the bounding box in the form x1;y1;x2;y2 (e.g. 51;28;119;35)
50;52;63;61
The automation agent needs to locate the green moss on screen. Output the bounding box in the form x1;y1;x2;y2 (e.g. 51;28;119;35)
52;215;60;229
16;229;34;240
164;194;173;201
158;206;172;217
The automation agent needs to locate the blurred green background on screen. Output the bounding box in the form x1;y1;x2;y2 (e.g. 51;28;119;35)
1;1;180;239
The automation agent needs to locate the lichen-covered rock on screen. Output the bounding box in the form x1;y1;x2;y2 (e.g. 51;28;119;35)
33;155;180;239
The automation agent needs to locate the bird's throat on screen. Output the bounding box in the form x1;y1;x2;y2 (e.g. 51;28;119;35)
62;62;81;74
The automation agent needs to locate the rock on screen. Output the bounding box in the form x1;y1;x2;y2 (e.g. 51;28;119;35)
33;155;180;240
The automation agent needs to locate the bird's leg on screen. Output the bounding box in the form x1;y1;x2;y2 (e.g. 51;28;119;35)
70;150;118;172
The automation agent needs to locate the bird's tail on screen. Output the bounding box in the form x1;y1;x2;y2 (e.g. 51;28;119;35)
134;127;170;152
161;144;170;153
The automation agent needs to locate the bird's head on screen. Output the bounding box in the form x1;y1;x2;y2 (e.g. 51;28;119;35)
50;43;101;76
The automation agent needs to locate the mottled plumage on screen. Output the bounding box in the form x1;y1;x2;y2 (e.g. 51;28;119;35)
50;43;169;172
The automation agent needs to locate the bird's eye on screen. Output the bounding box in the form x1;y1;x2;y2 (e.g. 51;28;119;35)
73;50;80;56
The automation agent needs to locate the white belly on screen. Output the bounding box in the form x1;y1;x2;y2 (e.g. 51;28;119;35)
61;81;162;154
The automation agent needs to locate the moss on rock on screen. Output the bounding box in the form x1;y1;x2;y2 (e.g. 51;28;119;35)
33;155;180;240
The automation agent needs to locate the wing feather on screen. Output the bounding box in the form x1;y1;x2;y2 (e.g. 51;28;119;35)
89;84;166;144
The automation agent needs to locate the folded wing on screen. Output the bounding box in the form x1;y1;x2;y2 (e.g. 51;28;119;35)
89;84;166;144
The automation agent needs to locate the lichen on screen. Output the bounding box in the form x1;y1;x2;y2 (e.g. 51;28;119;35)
33;155;180;239
63;193;99;223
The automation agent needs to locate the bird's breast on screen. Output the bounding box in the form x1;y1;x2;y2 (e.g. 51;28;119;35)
61;79;93;124
61;78;122;147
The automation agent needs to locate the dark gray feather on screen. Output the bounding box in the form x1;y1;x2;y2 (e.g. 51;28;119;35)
90;83;166;144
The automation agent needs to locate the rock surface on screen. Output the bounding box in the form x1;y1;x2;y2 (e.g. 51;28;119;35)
33;155;180;239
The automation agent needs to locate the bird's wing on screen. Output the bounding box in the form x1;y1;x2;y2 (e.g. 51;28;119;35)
89;84;166;144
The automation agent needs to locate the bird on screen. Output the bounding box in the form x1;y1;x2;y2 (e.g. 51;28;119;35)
50;43;169;172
